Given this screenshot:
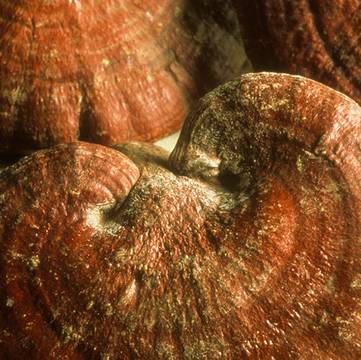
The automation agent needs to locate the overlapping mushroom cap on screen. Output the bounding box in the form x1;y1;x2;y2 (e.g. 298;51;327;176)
0;0;249;153
234;0;361;104
0;73;360;359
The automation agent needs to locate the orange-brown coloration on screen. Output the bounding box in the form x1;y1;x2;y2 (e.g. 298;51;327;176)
0;73;360;359
0;0;249;154
234;0;361;104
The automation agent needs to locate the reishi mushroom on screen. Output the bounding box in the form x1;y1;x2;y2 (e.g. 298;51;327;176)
233;0;361;104
0;0;250;153
0;73;360;359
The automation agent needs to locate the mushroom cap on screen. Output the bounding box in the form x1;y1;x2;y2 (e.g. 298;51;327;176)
234;0;361;105
0;73;360;359
0;0;249;154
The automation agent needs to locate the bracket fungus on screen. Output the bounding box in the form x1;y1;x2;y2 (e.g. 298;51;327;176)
0;0;249;153
234;0;361;105
0;73;360;358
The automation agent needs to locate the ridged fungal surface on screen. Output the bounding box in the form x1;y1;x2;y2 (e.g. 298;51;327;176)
234;0;361;104
0;0;249;153
0;73;360;359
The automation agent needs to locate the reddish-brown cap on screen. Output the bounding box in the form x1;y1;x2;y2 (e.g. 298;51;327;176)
233;0;361;104
0;0;250;154
0;73;360;358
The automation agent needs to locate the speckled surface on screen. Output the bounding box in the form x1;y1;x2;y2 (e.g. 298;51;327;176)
0;73;360;359
0;0;251;154
234;0;361;105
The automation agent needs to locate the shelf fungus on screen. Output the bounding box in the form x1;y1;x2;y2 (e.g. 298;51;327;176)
0;73;360;359
0;0;249;153
234;0;361;105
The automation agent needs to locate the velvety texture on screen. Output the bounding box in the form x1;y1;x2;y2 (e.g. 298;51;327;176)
234;0;361;104
0;73;360;359
0;0;250;154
